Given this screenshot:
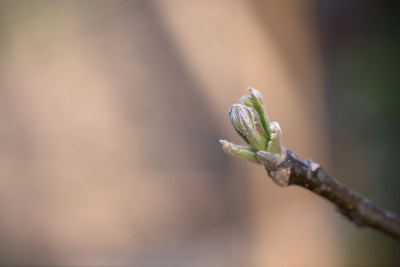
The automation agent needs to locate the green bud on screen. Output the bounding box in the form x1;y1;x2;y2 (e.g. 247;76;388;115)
248;88;271;139
221;88;286;164
219;140;261;164
228;104;268;151
239;96;254;108
266;122;283;154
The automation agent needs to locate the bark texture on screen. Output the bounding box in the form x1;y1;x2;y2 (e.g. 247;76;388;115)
265;149;400;240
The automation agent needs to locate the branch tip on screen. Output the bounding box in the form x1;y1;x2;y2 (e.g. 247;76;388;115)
219;88;400;240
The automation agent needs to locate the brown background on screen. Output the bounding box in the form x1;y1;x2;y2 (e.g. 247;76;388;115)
0;0;398;266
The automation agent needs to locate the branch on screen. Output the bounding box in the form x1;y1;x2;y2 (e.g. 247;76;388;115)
258;148;400;240
220;88;400;240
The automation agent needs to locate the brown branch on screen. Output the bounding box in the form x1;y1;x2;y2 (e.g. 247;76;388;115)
260;149;400;240
222;88;400;240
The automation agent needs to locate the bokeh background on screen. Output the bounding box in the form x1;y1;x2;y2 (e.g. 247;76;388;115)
0;0;399;266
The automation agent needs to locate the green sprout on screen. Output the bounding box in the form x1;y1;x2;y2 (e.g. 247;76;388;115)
219;88;283;163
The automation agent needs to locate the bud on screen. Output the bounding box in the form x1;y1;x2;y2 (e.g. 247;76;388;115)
219;140;260;164
267;122;283;154
228;104;268;151
220;88;285;164
239;95;254;108
248;88;271;139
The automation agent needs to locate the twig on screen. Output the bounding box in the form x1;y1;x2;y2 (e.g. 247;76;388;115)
262;148;400;240
220;87;400;240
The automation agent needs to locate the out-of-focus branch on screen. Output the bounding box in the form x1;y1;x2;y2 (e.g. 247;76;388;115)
220;88;400;241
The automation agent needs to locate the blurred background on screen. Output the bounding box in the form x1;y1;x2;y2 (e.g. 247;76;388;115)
0;0;399;266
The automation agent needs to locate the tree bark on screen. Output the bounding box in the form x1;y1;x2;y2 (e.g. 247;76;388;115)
267;149;400;240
